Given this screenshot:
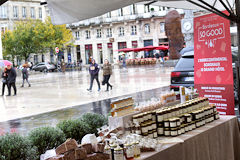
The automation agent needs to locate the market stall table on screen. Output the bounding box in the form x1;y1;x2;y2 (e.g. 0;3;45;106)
137;116;240;160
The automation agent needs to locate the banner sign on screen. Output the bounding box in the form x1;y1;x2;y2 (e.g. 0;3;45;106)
194;12;235;115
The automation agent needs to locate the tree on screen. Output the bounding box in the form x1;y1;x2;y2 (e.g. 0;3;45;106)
2;17;73;61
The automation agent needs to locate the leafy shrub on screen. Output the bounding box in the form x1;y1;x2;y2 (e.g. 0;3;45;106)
80;113;108;135
0;133;38;160
57;119;88;143
28;126;66;156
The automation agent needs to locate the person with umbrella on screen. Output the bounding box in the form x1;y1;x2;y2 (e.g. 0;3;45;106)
6;65;17;96
1;68;9;96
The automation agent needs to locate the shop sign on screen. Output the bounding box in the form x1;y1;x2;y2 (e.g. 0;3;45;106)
194;12;235;115
97;43;102;49
132;41;138;47
107;43;112;48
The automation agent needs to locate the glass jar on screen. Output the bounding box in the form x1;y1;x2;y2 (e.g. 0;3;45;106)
170;127;178;137
151;122;157;130
164;120;170;128
157;127;164;136
114;146;124;160
124;144;134;160
151;111;156;121
177;127;182;135
184;114;192;123
133;142;141;158
141;122;148;134
132;115;139;124
164;128;170;136
181;126;185;134
148;130;154;139
153;129;158;138
157;110;164;122
135;123;141;135
176;118;181;127
169;118;177;128
184;124;189;132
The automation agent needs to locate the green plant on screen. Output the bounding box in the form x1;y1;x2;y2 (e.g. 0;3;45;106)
0;133;38;160
57;119;88;143
150;8;155;12
28;126;66;156
80;113;108;135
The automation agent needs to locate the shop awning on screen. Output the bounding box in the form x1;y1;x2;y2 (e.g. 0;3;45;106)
46;0;144;25
44;0;236;25
116;48;135;53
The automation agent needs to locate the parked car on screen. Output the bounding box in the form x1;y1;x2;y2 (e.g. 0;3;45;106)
32;62;56;72
170;49;238;99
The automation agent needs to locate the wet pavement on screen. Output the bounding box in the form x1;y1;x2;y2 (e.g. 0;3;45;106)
0;65;173;135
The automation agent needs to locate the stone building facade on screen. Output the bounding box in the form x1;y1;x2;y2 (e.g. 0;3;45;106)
67;5;184;65
0;0;48;64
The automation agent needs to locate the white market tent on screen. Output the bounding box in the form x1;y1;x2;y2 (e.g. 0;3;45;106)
45;0;236;25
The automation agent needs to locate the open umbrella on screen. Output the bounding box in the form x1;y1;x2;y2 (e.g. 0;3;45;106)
0;60;12;67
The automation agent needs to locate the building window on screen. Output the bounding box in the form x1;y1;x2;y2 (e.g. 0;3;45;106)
96;29;102;38
85;30;91;39
160;22;165;33
119;27;124;36
75;31;80;40
130;4;136;15
31;7;35;19
0;6;7;18
22;7;26;18
13;6;18;18
107;12;111;18
131;25;137;35
118;8;123;16
144;24;150;34
39;8;42;19
107;28;112;37
144;5;150;13
34;55;38;64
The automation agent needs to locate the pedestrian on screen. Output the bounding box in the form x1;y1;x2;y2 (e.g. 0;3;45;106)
6;65;17;96
122;54;126;68
21;64;31;87
61;59;66;73
160;50;165;64
87;59;101;92
102;59;113;91
1;68;9;96
79;58;83;71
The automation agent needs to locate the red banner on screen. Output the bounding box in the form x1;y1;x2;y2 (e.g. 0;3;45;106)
194;12;235;115
107;43;112;48
132;41;138;47
97;43;102;49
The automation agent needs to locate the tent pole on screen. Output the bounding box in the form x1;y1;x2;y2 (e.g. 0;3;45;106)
235;0;240;112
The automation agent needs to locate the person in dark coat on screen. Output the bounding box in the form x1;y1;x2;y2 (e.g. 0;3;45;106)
102;59;113;91
21;64;31;87
7;65;17;96
1;68;9;96
87;59;100;92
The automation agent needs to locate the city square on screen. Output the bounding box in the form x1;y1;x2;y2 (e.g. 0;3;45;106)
0;0;240;160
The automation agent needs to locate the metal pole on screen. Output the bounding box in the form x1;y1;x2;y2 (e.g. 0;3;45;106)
235;0;240;111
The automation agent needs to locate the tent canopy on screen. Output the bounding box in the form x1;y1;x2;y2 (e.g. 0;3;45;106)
45;0;236;25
